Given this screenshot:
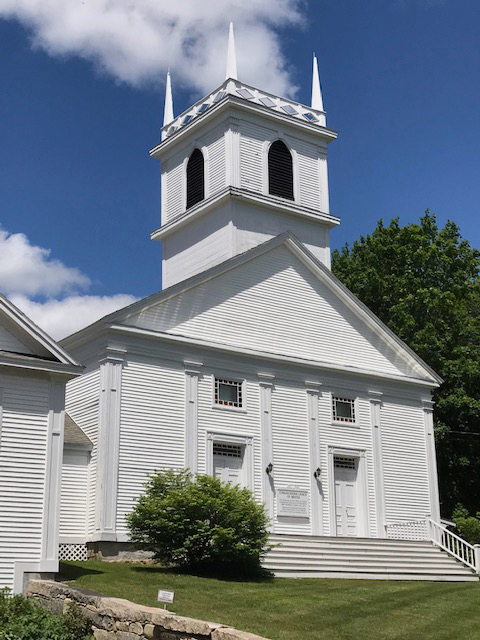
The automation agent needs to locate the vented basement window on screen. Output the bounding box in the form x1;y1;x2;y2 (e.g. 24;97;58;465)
268;140;294;200
214;378;243;408
186;148;205;209
332;396;356;423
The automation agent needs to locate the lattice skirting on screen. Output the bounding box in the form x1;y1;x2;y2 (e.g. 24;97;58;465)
59;543;88;561
386;520;428;540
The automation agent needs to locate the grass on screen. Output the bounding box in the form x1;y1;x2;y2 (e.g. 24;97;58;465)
60;561;480;640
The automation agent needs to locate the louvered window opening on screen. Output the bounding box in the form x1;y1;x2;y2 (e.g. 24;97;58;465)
213;443;243;458
186;148;205;209
333;396;356;423
334;456;356;470
268;140;294;200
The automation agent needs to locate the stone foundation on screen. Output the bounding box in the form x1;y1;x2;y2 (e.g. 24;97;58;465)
27;580;270;640
86;542;154;563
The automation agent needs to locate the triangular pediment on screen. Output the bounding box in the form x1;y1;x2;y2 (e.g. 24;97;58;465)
0;293;80;367
115;237;439;384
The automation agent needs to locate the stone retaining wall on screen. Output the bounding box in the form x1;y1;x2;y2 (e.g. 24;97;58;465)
27;580;270;640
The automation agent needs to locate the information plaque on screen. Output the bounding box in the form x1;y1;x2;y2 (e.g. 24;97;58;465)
276;488;309;518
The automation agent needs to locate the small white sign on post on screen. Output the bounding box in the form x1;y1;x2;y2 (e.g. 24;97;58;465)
157;590;174;609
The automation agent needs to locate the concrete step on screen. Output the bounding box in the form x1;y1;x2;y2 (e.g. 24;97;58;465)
263;534;479;582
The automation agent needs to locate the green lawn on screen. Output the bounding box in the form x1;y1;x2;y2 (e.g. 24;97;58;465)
59;561;479;640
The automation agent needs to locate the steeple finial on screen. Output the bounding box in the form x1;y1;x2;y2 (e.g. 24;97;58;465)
225;21;238;80
311;53;324;112
163;70;174;128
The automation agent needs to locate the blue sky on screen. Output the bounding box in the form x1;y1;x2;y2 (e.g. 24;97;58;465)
0;0;479;338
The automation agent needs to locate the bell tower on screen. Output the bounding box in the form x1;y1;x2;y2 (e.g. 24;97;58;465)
150;24;339;289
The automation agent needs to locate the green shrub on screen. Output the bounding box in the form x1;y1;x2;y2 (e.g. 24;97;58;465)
452;505;480;545
0;589;92;640
127;469;270;576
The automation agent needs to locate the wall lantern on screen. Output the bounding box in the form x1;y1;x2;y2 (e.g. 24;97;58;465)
313;467;322;479
265;462;273;475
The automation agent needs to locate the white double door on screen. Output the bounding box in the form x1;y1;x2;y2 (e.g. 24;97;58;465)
334;457;360;537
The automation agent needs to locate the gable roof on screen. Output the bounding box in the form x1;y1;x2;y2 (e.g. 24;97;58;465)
61;233;442;386
0;293;83;376
64;413;92;449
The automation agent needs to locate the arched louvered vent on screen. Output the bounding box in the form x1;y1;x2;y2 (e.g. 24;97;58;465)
186;148;205;209
268;140;294;200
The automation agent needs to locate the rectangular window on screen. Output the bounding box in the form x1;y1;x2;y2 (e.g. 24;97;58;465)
214;378;243;408
332;396;356;423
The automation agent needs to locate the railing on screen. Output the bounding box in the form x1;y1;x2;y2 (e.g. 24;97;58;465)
426;517;480;573
385;519;429;540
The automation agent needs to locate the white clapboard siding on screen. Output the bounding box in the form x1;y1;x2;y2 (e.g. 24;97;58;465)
294;137;321;210
272;381;311;534
65;368;100;537
165;158;184;221
60;450;89;540
240;120;273;192
116;356;186;537
128;244;416;379
0;372;49;590
381;398;431;522
197;371;262;503
318;390;377;536
0;325;33;354
206;130;226;196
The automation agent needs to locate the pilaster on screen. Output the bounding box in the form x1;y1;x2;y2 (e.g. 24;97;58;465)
95;348;125;541
258;373;275;529
422;399;441;523
226;117;241;188
369;390;386;537
305;380;322;535
42;378;65;563
184;360;203;473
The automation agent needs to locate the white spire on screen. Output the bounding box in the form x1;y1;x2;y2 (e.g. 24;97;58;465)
163;70;174;128
225;21;238;80
311;53;324;112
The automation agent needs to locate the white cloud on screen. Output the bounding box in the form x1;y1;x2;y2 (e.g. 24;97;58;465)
0;229;90;297
0;228;137;340
0;0;304;96
10;293;137;341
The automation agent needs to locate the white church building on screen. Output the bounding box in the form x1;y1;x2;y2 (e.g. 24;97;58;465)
58;27;479;581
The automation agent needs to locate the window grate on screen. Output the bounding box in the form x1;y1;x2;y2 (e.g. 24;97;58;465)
213;442;243;458
332;396;356;423
268;140;294;200
334;456;356;470
214;377;243;408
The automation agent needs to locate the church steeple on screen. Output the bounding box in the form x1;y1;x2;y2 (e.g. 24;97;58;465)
225;22;238;80
151;36;338;289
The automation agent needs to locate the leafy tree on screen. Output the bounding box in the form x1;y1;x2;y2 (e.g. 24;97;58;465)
332;211;480;516
127;470;270;576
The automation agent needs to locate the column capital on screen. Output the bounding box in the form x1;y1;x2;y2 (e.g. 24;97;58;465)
258;373;275;387
368;390;384;404
99;347;127;365
183;360;203;376
422;399;435;413
305;380;322;394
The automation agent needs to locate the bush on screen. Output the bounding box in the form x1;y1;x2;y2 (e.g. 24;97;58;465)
452;505;480;545
127;470;270;576
0;589;92;640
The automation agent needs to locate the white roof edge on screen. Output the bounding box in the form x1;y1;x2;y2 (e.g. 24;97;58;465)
0;293;82;368
60;232;442;386
109;324;439;389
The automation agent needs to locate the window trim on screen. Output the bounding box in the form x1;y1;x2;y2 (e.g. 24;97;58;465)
206;431;254;490
331;394;358;426
213;376;246;412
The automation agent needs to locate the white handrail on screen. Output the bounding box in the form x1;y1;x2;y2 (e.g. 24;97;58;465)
426;517;480;573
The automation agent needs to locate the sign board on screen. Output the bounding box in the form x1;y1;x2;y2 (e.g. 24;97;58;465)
157;590;174;604
277;488;309;518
